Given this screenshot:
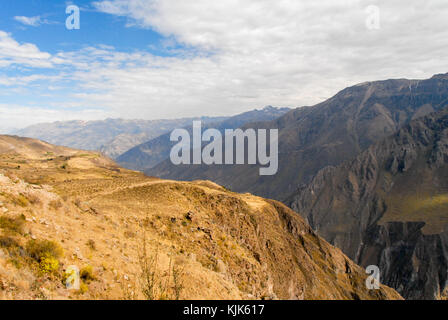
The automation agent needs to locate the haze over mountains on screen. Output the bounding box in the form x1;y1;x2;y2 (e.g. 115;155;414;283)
14;117;228;159
14;107;290;164
117;106;290;171
148;73;448;201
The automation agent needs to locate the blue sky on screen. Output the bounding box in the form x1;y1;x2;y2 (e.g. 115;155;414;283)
1;0;448;132
0;0;200;131
0;1;173;54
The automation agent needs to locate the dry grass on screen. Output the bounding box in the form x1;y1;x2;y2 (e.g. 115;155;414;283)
0;215;25;235
0;135;402;300
137;239;186;300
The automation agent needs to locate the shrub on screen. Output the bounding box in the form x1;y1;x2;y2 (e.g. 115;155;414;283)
172;264;185;300
79;282;88;294
0;236;19;248
124;231;135;238
48;200;63;210
0;236;22;257
0;215;25;234
14;194;29;207
0;236;26;269
139;242;159;300
26;239;63;262
86;239;96;250
39;254;59;275
80;265;95;281
138;240;185;300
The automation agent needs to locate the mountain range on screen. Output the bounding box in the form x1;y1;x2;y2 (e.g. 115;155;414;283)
147;74;448;202
14;107;290;165
117;106;290;171
8;72;448;300
0;135;400;300
14;117;228;159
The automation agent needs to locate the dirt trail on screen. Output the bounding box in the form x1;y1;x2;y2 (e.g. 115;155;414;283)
88;178;182;199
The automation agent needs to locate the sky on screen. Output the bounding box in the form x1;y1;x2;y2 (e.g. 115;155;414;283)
0;0;448;132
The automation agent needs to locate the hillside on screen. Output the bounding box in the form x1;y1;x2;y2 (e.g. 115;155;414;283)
289;108;448;299
148;73;448;201
0;135;400;300
117;106;290;171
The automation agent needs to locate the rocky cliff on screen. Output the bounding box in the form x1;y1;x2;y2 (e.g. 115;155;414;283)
289;108;448;299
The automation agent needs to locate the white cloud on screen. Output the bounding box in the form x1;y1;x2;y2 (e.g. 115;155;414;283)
14;16;50;27
87;0;448;114
0;74;65;87
0;31;54;68
2;0;448;131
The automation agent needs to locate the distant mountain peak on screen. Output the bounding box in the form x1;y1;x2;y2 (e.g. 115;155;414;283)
261;105;290;111
431;72;448;80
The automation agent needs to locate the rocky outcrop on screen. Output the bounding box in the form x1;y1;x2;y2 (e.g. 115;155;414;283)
289;108;448;299
359;222;448;300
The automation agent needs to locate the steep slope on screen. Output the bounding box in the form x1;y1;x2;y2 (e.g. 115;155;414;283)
289;108;448;299
0;135;400;300
15;117;227;158
149;73;448;201
117;106;290;171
